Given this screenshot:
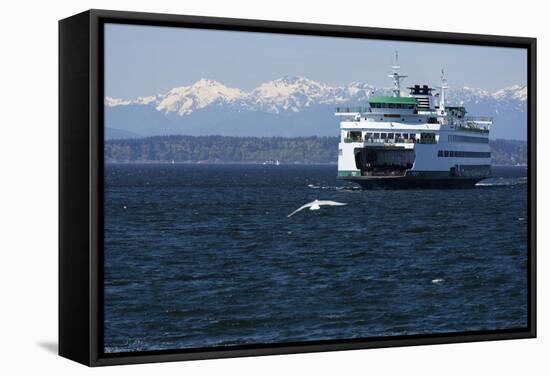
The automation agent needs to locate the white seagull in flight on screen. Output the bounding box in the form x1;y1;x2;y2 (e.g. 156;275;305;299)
287;199;347;217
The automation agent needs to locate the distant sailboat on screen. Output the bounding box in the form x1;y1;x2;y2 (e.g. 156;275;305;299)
276;160;280;166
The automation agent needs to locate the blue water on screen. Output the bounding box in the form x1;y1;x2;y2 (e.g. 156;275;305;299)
103;164;528;353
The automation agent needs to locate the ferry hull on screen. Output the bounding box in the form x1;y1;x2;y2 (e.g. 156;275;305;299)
339;176;484;190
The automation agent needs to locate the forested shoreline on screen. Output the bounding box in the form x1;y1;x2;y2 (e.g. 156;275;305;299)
105;135;527;166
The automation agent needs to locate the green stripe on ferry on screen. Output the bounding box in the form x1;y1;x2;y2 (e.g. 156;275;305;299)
338;170;361;177
368;96;417;105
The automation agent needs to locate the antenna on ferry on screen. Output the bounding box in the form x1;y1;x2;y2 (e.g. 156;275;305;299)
388;51;407;97
438;69;449;114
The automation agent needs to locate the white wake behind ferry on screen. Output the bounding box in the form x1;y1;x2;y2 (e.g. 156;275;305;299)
335;59;492;189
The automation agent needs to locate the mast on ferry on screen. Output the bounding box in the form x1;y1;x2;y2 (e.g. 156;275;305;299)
388;51;407;97
438;69;449;115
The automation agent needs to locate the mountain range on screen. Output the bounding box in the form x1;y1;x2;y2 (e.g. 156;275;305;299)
105;76;527;140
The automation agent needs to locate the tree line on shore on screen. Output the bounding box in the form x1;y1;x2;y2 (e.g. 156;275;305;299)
104;135;527;165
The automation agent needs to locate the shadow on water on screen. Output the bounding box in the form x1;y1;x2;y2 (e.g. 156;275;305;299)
37;341;58;354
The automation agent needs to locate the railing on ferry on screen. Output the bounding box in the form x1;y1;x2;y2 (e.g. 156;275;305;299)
343;137;433;144
335;107;369;113
465;116;493;123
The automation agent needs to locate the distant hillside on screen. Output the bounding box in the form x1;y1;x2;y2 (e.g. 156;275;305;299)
105;136;527;166
105;128;141;140
490;139;528;166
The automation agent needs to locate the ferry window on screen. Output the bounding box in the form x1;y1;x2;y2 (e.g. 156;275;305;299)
349;131;362;140
409;133;416;139
373;133;380;139
380;133;387;139
444;151;449;157
388;104;395;108
438;150;443;157
403;133;409;139
387;133;394;139
366;132;373;139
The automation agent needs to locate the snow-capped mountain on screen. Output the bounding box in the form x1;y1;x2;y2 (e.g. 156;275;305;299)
246;76;335;113
105;77;527;140
105;76;379;115
156;79;244;115
492;84;527;101
104;95;161;107
445;85;528;104
104;97;131;107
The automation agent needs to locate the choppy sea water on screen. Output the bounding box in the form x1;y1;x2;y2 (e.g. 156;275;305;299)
103;164;528;353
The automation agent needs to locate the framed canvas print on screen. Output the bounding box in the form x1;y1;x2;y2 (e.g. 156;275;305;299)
59;9;536;366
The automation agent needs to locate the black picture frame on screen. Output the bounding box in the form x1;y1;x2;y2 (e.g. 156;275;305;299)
59;9;537;367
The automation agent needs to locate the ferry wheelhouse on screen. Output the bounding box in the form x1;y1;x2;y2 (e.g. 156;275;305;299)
335;59;492;189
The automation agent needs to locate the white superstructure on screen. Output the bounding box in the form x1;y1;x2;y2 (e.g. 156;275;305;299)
335;57;492;189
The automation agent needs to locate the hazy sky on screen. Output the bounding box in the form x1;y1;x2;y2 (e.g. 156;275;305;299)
105;23;527;99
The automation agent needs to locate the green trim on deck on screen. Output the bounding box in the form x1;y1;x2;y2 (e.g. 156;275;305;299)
368;96;417;105
338;170;490;179
338;170;362;177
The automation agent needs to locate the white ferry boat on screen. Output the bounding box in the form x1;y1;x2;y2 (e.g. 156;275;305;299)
335;57;492;189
